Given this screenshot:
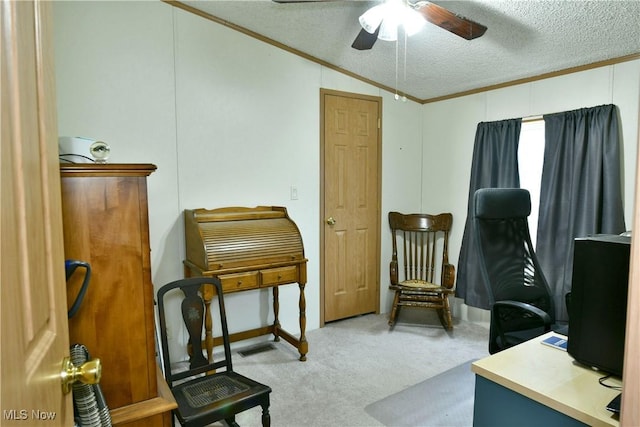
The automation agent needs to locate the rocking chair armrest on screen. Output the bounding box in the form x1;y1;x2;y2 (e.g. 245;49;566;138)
493;300;553;328
390;260;398;285
442;263;455;289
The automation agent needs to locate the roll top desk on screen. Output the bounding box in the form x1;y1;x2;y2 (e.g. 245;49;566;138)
183;206;309;361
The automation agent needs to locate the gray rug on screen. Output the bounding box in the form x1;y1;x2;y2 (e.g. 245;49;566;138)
364;358;477;427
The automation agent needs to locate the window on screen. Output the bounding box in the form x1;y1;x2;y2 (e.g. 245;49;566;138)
518;119;545;246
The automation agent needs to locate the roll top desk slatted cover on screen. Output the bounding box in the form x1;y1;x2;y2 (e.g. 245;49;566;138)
184;206;306;275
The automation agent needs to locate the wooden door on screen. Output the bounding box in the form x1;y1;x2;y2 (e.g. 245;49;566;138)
1;1;73;424
321;89;381;323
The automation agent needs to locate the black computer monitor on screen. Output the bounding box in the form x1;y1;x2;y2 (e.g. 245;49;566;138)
567;234;631;377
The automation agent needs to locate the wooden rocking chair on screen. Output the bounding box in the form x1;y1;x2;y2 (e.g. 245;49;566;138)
388;211;455;329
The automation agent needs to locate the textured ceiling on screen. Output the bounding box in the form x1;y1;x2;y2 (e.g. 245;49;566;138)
177;0;640;102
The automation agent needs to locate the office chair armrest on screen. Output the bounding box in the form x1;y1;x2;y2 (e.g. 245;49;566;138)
489;300;552;354
493;300;552;328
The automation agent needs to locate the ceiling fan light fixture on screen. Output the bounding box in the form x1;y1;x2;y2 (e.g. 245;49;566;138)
359;0;425;42
402;7;426;36
358;4;384;34
378;16;399;41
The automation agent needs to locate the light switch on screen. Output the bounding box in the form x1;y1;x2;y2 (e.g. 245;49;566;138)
290;186;298;200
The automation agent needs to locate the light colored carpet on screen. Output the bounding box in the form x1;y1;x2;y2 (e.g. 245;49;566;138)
200;309;490;426
364;359;478;427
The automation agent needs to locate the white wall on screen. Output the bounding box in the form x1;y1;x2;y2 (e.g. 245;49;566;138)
53;1;423;349
53;1;639;344
423;59;640;323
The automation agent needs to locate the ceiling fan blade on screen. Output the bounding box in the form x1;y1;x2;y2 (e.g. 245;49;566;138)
415;1;487;40
272;0;333;3
351;26;381;50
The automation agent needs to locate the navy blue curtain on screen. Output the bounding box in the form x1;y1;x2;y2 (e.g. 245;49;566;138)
456;119;522;309
537;104;625;322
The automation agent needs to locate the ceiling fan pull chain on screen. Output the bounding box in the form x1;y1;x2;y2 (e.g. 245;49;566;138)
395;38;399;100
402;30;408;102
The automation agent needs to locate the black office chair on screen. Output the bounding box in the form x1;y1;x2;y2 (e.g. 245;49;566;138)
473;188;556;354
157;277;272;427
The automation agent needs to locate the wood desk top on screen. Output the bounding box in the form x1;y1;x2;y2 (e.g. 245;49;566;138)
472;332;621;427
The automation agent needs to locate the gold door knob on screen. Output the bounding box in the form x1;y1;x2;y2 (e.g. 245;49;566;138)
326;217;336;225
60;356;102;394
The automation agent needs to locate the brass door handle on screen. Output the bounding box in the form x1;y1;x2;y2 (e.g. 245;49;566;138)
60;356;102;394
326;217;336;225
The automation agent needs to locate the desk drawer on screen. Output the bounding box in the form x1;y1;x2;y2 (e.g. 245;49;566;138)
219;272;259;292
260;266;298;286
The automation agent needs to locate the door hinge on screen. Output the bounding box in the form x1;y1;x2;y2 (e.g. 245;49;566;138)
378;118;381;129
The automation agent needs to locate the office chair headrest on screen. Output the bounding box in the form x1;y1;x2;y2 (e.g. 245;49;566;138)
474;188;531;219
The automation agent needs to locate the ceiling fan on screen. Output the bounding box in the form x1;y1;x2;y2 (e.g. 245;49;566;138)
274;0;487;50
354;0;487;50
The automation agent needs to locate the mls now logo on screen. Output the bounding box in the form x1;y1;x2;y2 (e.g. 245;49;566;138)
31;410;57;420
3;409;57;421
3;410;28;420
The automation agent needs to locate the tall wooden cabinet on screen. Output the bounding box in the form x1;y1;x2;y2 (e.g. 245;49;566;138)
60;163;175;426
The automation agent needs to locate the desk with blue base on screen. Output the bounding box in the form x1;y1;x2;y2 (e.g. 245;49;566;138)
472;332;621;427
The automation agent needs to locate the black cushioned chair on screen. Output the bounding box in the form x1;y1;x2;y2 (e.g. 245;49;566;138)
473;188;556;354
157;277;271;426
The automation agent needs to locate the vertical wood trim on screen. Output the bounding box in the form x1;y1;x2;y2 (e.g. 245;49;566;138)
137;176;159;398
620;108;640;426
319;90;326;327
